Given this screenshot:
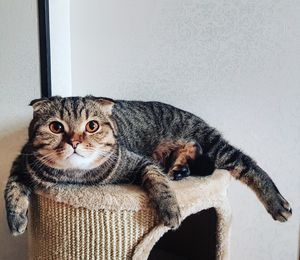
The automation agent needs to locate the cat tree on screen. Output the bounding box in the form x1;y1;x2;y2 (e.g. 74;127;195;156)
28;170;231;260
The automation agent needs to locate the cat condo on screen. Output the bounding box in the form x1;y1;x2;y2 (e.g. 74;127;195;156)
28;170;231;260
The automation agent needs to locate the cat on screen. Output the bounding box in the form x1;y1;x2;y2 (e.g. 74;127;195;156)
5;96;292;236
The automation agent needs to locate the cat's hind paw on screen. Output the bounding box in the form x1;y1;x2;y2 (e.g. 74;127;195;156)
169;165;190;181
267;193;292;222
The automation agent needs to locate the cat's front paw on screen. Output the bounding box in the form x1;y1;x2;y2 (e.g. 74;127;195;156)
267;193;292;222
7;211;28;236
157;198;181;229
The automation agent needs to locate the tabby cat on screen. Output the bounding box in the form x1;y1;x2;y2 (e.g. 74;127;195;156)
5;96;292;235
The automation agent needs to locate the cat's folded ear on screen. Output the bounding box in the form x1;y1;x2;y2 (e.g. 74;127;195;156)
29;96;62;112
29;97;51;112
88;96;115;115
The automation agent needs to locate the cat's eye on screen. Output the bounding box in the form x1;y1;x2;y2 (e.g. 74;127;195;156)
49;121;64;134
86;120;100;133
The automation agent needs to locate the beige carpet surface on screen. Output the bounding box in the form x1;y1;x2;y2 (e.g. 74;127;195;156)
29;170;232;260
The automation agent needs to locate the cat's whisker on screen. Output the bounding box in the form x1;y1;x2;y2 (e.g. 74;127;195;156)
29;151;60;170
19;152;37;156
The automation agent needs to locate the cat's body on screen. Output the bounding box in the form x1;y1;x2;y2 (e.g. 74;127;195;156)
5;96;292;236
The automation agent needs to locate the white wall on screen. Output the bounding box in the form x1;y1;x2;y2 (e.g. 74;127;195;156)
0;1;40;259
49;0;72;97
70;1;300;259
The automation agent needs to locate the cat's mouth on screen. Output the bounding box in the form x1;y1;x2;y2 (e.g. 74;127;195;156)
66;151;85;160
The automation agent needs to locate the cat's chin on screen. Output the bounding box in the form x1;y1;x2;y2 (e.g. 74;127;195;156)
67;155;94;169
52;153;99;170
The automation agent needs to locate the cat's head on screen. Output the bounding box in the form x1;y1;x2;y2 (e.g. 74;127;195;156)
28;96;117;170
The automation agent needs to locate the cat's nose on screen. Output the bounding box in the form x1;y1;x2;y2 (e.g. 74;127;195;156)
71;141;80;149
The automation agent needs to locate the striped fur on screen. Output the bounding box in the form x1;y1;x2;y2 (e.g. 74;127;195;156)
4;96;291;235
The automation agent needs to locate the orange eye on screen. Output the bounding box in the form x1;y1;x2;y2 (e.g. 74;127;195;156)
86;120;99;133
49;121;64;134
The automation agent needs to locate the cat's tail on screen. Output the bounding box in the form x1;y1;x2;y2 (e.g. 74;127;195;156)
197;127;292;222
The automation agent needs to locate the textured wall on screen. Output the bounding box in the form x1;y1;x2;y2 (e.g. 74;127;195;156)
0;1;40;259
70;0;300;259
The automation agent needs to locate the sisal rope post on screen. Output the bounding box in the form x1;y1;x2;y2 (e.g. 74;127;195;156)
28;170;231;260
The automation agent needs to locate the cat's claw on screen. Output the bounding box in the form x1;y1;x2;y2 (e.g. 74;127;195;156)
7;211;28;236
267;193;292;222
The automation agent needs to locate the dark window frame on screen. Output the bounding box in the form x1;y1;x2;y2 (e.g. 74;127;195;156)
38;0;52;98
